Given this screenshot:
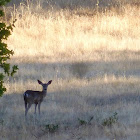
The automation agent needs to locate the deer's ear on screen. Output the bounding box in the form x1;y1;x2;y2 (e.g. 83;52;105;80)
48;80;52;85
38;80;43;85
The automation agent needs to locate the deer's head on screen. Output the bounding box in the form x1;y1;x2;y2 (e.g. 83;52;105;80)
38;80;52;91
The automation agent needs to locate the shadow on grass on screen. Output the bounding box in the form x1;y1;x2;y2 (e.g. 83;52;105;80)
1;89;140;125
1;50;140;125
8;0;117;10
7;0;140;21
10;50;140;82
85;92;140;107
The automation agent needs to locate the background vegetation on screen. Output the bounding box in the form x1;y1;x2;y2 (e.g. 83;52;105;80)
0;0;140;139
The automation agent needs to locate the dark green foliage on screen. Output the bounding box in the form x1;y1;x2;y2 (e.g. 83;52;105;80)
0;119;4;126
0;0;18;97
78;118;87;125
45;124;59;133
0;0;10;16
78;116;93;125
102;112;118;127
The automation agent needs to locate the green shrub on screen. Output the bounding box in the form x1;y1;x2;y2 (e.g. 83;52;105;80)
102;112;118;127
78;116;93;125
45;124;59;133
0;119;4;126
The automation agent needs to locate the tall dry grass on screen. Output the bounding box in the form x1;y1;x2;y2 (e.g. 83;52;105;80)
5;0;140;62
0;0;140;139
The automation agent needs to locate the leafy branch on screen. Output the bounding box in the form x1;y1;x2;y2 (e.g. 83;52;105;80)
0;0;18;96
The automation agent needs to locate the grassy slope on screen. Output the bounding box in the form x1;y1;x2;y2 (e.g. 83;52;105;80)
0;0;140;139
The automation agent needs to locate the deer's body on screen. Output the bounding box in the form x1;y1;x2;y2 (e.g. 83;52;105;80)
24;80;52;116
24;90;46;104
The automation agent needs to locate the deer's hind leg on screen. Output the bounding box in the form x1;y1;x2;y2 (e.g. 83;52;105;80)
25;103;32;117
24;100;28;116
25;101;27;110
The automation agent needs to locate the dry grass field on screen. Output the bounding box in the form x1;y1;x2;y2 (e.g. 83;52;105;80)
0;0;140;139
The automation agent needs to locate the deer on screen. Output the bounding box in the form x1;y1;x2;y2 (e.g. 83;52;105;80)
23;80;52;117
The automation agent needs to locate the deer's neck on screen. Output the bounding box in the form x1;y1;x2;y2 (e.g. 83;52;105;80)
42;90;47;95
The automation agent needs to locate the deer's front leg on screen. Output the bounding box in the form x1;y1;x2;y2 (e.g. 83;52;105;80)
38;102;41;115
35;103;38;114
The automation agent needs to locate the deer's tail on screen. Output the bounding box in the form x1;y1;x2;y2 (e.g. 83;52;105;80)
23;92;28;109
24;92;29;103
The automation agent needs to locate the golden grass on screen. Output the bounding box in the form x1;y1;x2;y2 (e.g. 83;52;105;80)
0;0;140;139
7;4;140;62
